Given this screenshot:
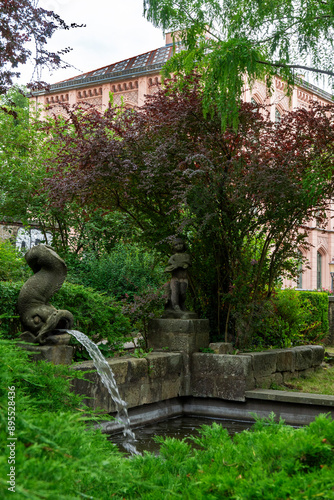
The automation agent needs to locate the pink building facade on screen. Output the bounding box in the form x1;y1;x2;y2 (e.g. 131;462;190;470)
29;33;334;291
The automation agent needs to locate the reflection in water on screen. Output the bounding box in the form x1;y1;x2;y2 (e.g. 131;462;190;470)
109;416;253;455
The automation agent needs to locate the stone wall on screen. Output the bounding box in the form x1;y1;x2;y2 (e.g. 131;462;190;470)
71;352;184;413
71;345;324;409
242;345;324;388
191;345;324;401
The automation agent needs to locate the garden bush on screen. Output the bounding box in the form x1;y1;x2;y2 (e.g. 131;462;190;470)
0;240;29;282
66;242;165;300
0;281;131;354
237;289;329;349
0;281;22;338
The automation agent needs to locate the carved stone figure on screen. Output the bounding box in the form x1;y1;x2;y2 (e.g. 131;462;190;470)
18;245;74;344
163;238;197;319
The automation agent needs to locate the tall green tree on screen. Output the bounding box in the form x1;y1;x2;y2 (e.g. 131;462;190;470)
144;0;334;127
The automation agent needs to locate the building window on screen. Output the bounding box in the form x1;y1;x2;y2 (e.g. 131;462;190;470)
317;251;322;289
275;107;281;123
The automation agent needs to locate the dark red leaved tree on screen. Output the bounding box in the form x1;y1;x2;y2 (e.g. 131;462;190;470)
43;78;334;345
0;0;83;94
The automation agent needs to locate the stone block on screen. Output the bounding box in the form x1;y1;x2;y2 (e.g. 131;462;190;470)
294;347;313;370
22;344;73;365
148;318;210;355
146;354;168;379
191;353;253;401
241;351;277;377
276;349;295;372
161;377;183;400
107;358;129;385
309;345;324;367
192;353;252;378
126;358;148;382
166;353;183;372
209;342;233;354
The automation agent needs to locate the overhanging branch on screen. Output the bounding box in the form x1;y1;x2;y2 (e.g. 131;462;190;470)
257;60;334;78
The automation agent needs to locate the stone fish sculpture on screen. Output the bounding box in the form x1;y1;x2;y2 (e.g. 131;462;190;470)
18;245;74;344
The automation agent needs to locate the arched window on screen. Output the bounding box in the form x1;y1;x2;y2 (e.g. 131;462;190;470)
317;251;322;289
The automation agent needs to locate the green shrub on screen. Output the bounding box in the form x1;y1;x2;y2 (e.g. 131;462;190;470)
1;337;334;499
67;242;164;300
275;289;328;345
298;290;329;339
0;240;29;281
52;282;131;347
0;281;22;338
0;281;131;353
240;289;328;349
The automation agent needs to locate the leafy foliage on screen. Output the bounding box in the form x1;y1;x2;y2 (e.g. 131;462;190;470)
239;289;329;349
1;336;334;498
0;240;29;281
144;0;334;127
52;282;131;347
43;78;334;346
122;286;166;349
0;281;22;337
0;0;83;93
0;281;131;357
67;242;165;300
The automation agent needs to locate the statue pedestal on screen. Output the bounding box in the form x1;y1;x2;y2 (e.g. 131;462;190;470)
148;318;210;354
148;318;210;394
18;344;73;365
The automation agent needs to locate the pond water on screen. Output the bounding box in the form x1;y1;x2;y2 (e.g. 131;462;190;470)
109;416;254;455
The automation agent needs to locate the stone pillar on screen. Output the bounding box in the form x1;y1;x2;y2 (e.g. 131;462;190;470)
102;83;111;111
327;296;334;346
68;90;77;107
147;318;210;395
137;76;148;106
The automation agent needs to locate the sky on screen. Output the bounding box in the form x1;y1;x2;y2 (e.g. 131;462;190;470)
16;0;165;86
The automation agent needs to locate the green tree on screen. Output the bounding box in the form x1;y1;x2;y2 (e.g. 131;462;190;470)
0;89;123;257
144;0;334;128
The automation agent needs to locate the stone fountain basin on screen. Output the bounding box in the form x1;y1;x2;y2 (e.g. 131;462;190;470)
70;346;333;431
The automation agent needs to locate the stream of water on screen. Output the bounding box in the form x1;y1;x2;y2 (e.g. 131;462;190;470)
67;329;139;455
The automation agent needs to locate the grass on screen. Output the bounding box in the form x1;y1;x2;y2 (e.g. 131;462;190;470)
273;347;334;395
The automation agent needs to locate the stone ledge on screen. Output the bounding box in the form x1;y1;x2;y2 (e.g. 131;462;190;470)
245;389;334;406
71;352;184;412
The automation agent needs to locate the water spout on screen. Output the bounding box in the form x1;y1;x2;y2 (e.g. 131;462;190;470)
68;329;139;455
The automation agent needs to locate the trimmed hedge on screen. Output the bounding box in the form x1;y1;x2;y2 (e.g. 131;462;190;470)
298;290;329;339
0;280;131;348
273;289;329;346
235;288;329;349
